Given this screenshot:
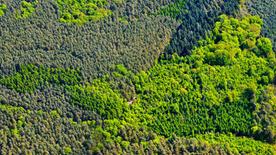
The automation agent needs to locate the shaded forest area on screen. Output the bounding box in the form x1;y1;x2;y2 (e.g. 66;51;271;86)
164;0;240;56
0;0;276;154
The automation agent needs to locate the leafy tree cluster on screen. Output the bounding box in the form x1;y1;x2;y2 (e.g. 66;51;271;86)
134;15;275;142
0;64;81;93
195;133;276;154
16;0;38;19
66;79;129;119
0;3;7;16
157;0;187;19
57;0;112;24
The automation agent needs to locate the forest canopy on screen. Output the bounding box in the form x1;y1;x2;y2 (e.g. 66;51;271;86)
0;0;275;154
57;0;112;24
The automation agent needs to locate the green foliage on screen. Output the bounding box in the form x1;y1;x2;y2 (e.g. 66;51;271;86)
252;85;276;143
108;65;137;101
0;14;275;151
11;128;20;138
195;133;276;154
66;80;128;119
0;0;178;82
0;64;81;93
0;4;7;16
61;15;275;147
133;15;276;141
256;37;273;56
164;0;240;56
57;0;112;24
16;0;37;19
63;146;72;154
158;0;187;19
118;17;128;25
246;0;276;51
1;102;274;154
50;110;60;118
0;0;275;153
0;104;26;113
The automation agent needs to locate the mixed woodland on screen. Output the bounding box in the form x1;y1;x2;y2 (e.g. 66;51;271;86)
0;0;275;154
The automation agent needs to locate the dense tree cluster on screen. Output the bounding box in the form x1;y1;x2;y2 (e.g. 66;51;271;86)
1;101;274;154
0;64;81;93
1;14;275;154
66;79;129;119
157;0;187;19
0;0;244;81
0;0;275;154
134;15;276;143
0;0;177;81
0;3;6;16
57;0;112;24
16;0;38;19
